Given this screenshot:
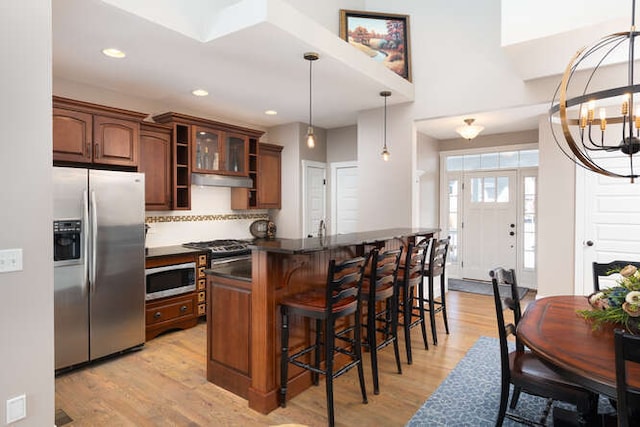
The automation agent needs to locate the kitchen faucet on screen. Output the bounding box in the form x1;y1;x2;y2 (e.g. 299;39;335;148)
318;219;326;238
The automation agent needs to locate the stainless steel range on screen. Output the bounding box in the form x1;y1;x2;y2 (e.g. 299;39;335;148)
183;239;251;266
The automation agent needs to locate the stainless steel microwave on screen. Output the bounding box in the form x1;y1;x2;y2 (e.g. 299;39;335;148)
145;262;196;301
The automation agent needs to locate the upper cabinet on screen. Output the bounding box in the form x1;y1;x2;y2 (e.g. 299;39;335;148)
191;126;248;176
139;122;172;210
231;142;283;210
154;112;262;177
53;97;147;168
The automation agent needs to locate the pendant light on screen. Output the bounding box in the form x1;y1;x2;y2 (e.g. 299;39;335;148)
304;52;319;148
380;90;391;161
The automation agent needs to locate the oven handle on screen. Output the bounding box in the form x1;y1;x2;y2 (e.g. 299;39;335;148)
210;255;252;266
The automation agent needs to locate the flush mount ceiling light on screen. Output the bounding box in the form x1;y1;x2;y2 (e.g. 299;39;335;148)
550;0;640;182
101;48;126;59
380;90;392;161
456;118;484;141
304;52;319;149
191;89;209;97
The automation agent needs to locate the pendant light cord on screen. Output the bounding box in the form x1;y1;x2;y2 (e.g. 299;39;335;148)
309;58;313;128
383;95;387;150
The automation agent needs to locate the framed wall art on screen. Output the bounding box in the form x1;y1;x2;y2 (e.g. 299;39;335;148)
339;10;411;81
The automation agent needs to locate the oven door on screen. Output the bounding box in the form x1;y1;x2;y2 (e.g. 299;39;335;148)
145;262;196;301
210;254;251;268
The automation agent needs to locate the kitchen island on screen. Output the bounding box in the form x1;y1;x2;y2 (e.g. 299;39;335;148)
205;228;438;413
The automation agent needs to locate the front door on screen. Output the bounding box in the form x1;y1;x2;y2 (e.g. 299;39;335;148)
462;170;518;280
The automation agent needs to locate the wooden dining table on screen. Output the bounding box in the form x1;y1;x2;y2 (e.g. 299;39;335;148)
517;295;640;399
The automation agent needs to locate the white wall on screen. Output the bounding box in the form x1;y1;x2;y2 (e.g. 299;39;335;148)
0;1;55;425
357;102;413;231
537;115;575;297
327;125;357;163
416;132;439;228
269;122;303;238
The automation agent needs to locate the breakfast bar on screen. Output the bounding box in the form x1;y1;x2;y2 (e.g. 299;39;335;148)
206;227;438;414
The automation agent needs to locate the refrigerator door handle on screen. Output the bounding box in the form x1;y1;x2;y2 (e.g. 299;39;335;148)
90;190;98;291
83;190;89;297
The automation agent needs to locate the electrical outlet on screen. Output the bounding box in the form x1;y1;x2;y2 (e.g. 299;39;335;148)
0;248;23;273
6;394;26;423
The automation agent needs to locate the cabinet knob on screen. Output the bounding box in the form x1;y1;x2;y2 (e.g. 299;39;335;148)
153;312;161;319
180;305;188;313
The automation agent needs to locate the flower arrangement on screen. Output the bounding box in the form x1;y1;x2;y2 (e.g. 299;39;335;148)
579;264;640;334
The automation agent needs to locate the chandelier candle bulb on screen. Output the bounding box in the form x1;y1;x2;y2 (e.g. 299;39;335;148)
588;101;595;122
622;96;629;115
580;106;588;128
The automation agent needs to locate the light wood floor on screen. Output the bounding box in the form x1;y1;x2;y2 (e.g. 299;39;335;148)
55;290;535;426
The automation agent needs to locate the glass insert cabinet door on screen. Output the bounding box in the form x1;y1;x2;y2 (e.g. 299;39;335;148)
225;133;247;174
191;127;248;175
193;126;221;173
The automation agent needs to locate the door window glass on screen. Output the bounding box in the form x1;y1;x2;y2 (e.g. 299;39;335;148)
497;176;510;203
523;176;537;269
447;179;459;262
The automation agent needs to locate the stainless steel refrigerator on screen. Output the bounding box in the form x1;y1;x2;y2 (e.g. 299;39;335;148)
53;167;145;371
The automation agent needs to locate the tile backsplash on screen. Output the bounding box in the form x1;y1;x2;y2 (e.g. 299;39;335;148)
144;185;269;247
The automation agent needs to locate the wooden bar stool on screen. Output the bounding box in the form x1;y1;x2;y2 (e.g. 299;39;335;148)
360;247;403;395
279;256;368;427
397;238;430;364
423;237;450;345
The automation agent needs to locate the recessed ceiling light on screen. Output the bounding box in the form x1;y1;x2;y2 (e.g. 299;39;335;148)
264;110;278;116
192;89;209;97
102;48;126;59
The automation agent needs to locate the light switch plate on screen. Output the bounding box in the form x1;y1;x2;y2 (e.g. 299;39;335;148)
0;248;23;273
6;394;26;423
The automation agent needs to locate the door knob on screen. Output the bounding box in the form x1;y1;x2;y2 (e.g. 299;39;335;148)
586;240;594;247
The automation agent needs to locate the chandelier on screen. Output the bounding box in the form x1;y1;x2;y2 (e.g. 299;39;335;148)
549;0;640;182
456;118;484;141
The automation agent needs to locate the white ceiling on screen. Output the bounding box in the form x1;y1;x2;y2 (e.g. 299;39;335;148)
52;0;413;130
52;0;624;140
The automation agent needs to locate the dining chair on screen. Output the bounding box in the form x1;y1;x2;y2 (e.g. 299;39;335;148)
360;247;403;395
279;255;368;427
614;329;640;427
490;267;599;427
396;238;430;364
592;260;640;293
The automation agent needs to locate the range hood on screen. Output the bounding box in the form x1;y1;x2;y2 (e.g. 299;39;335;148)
191;173;253;188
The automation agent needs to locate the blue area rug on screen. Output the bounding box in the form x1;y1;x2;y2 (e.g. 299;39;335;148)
406;336;614;426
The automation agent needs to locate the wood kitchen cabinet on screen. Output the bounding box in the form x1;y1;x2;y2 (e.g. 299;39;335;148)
145;249;208;341
139;122;172;210
207;273;251;398
191;125;249;176
231;142;283;209
53;96;146;168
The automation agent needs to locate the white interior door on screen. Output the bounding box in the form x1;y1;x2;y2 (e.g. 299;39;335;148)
462;170;518;280
577;154;640;295
331;162;358;234
302;161;326;237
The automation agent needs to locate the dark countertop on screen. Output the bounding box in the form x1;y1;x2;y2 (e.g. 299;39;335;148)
205;259;252;282
145;245;208;259
249;227;439;254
